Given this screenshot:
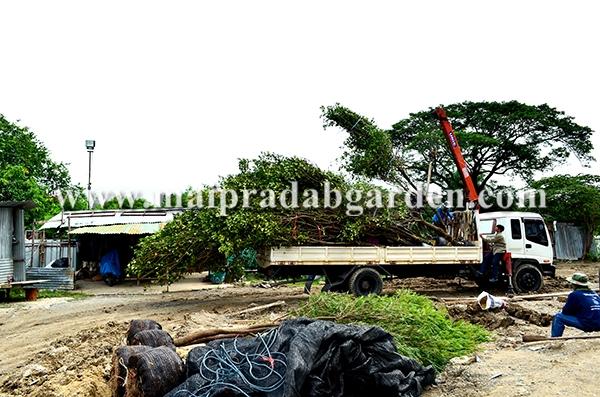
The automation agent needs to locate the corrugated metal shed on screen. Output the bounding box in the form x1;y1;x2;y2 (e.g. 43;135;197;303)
69;223;164;235
41;208;183;229
13;208;26;281
0;207;12;260
0;258;12;284
26;268;75;290
554;222;585;260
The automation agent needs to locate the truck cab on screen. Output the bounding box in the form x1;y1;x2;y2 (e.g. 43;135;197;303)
476;211;555;292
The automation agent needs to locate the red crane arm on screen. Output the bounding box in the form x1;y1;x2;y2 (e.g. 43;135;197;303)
433;107;479;205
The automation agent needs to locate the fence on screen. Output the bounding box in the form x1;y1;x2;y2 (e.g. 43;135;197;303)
24;238;77;290
25;239;77;268
553;223;585;260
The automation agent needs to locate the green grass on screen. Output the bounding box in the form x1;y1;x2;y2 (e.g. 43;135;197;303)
293;290;489;372
4;289;88;302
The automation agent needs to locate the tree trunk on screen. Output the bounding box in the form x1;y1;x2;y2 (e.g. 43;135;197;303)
582;224;594;259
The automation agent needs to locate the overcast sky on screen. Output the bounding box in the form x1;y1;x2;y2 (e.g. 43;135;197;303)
1;1;598;197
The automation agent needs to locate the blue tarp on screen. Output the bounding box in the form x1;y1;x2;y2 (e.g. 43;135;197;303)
99;249;121;278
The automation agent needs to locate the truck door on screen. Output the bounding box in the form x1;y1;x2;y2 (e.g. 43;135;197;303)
522;218;551;259
506;218;525;254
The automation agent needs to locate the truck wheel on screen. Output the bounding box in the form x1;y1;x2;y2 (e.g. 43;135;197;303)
512;264;544;293
349;267;383;296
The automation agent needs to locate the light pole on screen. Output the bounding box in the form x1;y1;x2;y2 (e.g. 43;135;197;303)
85;140;95;209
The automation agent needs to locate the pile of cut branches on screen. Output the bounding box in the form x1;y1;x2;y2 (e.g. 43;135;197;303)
128;153;446;283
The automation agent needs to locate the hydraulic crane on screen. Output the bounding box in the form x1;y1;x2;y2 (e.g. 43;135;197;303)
433;107;479;207
434;107;516;293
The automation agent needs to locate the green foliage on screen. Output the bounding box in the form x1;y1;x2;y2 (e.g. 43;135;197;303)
294;291;489;372
0;165;62;223
321;105;398;184
531;174;600;256
0;114;73;224
322;101;594;193
587;250;600;262
129;153;423;285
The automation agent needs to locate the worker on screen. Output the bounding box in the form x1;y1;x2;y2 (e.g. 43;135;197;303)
432;202;454;227
304;274;320;294
477;225;506;283
551;272;600;337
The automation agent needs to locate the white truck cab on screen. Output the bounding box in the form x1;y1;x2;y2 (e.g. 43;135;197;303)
476;211;555;292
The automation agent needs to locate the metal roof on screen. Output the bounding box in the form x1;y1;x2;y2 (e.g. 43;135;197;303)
69;223;164;235
0;201;36;209
41;208;184;230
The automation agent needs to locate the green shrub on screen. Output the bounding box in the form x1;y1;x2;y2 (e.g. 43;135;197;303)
294;291;489;372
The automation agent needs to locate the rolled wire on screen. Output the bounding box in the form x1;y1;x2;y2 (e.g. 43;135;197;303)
173;328;287;397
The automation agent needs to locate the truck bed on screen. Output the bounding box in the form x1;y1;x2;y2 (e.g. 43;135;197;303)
260;243;482;267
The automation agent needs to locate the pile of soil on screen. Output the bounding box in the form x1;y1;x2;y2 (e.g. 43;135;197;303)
447;302;553;331
1;322;126;397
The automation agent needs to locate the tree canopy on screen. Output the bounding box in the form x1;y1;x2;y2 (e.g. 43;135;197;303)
531;174;600;257
322;101;595;194
0;114;72;223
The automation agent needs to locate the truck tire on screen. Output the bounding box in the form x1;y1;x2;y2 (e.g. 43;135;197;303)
512;263;544;293
349;267;383;296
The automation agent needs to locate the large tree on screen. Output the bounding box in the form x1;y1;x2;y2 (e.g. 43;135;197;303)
531;174;600;258
322;101;595;194
0;114;72;223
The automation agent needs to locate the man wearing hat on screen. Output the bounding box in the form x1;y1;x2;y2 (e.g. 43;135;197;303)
551;272;600;337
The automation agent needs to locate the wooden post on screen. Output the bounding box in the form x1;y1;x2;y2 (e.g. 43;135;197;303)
39;231;46;267
30;223;35;268
67;216;71;269
25;288;39;301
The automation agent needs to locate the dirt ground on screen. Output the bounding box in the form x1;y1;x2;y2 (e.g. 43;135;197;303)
0;262;599;397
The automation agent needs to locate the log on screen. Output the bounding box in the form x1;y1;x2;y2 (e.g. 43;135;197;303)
441;289;600;305
232;300;286;316
522;334;600;343
173;322;278;347
185;330;272;344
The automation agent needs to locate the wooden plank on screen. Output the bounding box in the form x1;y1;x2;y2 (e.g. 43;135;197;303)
523;334;600;342
0;280;50;288
232;301;286;316
9;280;50;286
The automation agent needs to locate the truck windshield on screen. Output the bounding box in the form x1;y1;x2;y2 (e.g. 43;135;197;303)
523;219;548;246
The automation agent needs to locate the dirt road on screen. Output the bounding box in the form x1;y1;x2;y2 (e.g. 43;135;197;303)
1;262;599;396
0;286;305;397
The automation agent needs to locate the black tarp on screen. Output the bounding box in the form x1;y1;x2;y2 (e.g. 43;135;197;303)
166;318;435;397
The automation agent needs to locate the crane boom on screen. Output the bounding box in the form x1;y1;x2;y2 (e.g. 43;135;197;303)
433;107;479;205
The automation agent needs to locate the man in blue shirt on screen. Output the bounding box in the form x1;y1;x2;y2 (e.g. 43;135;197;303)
432;202;454;227
551;272;600;337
